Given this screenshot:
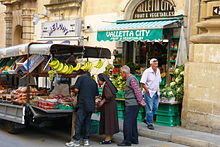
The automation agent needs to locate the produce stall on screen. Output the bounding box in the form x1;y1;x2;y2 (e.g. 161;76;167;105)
103;58;184;125
0;42;111;133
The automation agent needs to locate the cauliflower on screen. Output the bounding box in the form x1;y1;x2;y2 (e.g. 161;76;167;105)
168;91;173;95
174;68;180;74
170;82;176;86
175;77;180;83
177;87;181;92
167;91;174;98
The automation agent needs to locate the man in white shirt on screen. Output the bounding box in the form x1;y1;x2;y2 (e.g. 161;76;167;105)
140;58;161;130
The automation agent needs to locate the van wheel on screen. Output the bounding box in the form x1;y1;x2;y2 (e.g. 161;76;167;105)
4;121;25;134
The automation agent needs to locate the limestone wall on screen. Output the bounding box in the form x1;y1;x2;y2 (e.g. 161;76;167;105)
182;0;220;134
0;4;6;48
183;44;220;134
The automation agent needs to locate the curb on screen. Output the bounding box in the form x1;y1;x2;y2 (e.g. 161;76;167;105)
92;114;220;147
137;128;220;147
138;129;171;142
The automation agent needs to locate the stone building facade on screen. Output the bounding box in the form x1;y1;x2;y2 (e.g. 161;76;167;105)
182;0;220;134
0;0;188;73
0;0;187;48
0;4;6;48
2;0;220;135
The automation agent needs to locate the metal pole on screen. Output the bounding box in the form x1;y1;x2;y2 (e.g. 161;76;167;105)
26;43;32;104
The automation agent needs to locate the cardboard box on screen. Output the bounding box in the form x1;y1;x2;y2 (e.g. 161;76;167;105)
17;55;45;73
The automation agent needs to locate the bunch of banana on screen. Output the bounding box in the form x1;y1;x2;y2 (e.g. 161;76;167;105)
53;62;60;70
66;65;74;74
56;63;64;72
72;62;81;71
80;62;88;70
60;64;68;74
49;59;61;70
80;62;93;71
86;62;93;70
94;59;104;68
49;59;88;74
49;59;59;68
48;70;57;81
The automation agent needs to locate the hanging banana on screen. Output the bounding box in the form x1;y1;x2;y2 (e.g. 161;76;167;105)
49;59;59;68
72;62;81;71
53;61;61;69
94;59;104;68
81;62;89;70
86;62;93;71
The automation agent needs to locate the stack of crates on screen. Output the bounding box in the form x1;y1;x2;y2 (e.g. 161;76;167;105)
89;120;100;134
116;90;125;120
116;102;146;121
155;103;181;127
116;91;125;99
137;106;145;122
116;100;125;119
134;74;142;82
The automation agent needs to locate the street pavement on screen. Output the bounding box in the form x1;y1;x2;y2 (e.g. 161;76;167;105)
0;125;188;147
92;114;220;147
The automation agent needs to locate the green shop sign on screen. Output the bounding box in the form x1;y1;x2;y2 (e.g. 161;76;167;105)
97;29;162;42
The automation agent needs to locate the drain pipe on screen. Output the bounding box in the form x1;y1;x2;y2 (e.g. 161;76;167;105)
197;0;201;34
186;0;192;55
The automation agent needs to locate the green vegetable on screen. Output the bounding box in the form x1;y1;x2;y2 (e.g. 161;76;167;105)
161;65;184;101
126;62;136;74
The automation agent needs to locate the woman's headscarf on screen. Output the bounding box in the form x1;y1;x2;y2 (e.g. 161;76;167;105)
98;73;118;94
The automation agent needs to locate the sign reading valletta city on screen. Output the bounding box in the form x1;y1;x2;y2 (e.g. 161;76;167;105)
133;0;175;19
41;18;82;38
97;29;162;41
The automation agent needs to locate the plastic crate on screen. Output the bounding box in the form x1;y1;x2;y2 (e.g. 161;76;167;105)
137;118;144;122
58;104;73;110
156;103;181;116
118;110;124;119
116;91;125;99
90;120;100;134
98;88;103;95
137;111;145;118
139;106;145;113
134;74;142;82
156;114;180;127
160;78;166;86
137;112;145;122
116;101;125;110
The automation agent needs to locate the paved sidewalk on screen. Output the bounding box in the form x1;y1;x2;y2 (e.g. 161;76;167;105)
92;114;220;147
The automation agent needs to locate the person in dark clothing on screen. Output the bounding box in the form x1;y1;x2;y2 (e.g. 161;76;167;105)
118;65;146;146
97;73;119;144
66;70;99;147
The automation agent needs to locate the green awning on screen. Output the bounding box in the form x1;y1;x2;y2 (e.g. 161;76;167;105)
97;19;179;42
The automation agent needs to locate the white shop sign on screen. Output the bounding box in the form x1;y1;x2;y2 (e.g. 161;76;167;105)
41;18;82;38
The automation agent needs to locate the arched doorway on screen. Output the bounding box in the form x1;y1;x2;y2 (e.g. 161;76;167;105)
13;25;23;45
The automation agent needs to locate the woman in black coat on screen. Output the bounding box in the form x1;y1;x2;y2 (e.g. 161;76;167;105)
97;73;119;144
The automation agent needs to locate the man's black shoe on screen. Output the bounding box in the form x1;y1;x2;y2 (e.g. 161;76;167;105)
117;142;131;146
131;141;138;144
147;125;154;130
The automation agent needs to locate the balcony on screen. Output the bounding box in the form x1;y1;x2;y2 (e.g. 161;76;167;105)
50;0;81;4
0;0;21;5
0;0;36;5
45;0;82;12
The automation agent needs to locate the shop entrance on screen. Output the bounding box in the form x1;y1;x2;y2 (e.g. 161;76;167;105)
123;41;168;72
